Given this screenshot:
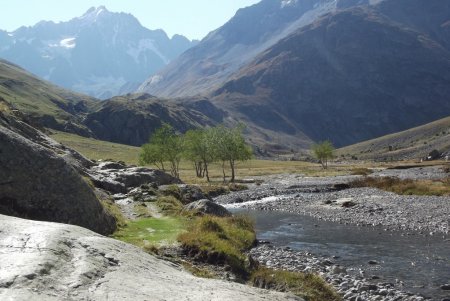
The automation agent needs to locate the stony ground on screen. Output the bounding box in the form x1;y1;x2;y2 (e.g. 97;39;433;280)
216;167;450;235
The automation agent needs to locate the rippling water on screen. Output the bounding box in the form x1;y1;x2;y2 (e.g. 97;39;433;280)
232;209;450;300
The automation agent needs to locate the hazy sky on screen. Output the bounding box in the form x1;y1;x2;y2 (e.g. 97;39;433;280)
0;0;260;40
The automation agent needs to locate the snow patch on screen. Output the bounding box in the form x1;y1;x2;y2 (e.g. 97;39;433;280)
60;38;76;49
281;0;298;8
149;75;163;85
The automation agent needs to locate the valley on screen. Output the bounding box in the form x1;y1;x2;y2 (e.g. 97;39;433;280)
1;0;449;300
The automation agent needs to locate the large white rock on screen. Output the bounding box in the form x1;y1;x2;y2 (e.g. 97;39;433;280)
0;215;302;301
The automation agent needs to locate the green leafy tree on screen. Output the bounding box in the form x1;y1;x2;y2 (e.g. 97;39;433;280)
140;123;183;178
311;140;335;169
183;128;216;182
213;124;253;182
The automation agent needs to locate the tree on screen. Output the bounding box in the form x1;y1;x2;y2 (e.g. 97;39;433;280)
140;124;183;178
311;140;334;169
183;128;216;182
213;124;253;182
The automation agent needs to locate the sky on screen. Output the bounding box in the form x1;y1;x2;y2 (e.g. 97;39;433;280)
0;0;260;40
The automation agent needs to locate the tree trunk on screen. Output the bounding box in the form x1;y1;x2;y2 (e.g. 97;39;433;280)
230;159;235;182
222;161;226;183
204;161;210;182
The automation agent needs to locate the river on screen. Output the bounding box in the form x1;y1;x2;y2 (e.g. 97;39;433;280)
232;208;450;300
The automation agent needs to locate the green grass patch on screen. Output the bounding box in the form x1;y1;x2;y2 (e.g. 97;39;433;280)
251;268;341;301
350;177;450;196
178;215;256;276
113;217;185;247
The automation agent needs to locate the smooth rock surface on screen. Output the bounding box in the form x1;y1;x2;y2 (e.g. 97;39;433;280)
0;114;116;235
0;215;302;301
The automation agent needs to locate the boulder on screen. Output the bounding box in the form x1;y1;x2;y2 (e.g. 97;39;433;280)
0;114;116;235
89;163;181;194
0;214;302;301
184;199;232;217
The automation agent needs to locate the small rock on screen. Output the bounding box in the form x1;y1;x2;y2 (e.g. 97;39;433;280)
441;284;450;290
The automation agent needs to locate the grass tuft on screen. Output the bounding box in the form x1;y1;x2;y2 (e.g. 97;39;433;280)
178;215;256;276
100;199;127;228
155;196;183;214
251;268;341;301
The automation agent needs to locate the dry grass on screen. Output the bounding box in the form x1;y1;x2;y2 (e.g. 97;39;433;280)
50;131;141;164
251;268;341;301
350;177;450;196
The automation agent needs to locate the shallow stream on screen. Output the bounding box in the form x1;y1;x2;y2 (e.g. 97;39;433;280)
232;208;450;300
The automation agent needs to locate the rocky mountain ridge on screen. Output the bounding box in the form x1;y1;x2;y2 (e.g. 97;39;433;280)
0;6;197;99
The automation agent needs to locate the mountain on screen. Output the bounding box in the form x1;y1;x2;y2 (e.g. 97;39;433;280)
211;0;450;148
337;116;450;161
0;7;197;99
0;58;96;136
0;57;223;147
84;94;224;146
138;0;371;98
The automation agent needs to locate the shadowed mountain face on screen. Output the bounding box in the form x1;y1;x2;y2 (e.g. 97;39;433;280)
210;1;450;147
138;0;450;150
138;0;350;98
0;7;197;99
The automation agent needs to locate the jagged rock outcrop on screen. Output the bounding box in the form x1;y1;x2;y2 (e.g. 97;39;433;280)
89;161;181;194
0;111;116;235
0;214;302;301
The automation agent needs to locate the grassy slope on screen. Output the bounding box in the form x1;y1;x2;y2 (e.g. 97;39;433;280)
0;59;97;122
338;116;450;161
50;130;141;164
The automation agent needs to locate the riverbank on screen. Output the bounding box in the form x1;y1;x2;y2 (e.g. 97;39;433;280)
216;167;450;235
214;166;449;300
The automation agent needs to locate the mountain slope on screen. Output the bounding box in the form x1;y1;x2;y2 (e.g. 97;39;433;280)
139;0;357;98
210;2;450;148
337;116;450;161
0;59;96;135
84;94;224;146
0;7;197;99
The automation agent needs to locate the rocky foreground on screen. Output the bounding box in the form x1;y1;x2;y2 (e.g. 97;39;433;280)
0;214;302;301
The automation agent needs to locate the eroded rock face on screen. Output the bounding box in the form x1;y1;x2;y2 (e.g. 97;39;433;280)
0;214;302;301
0;113;116;235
